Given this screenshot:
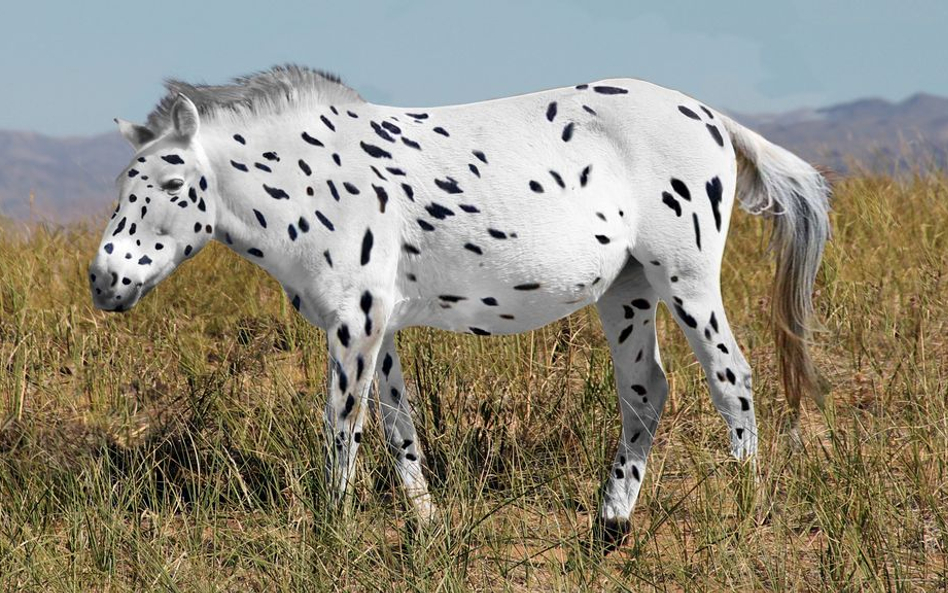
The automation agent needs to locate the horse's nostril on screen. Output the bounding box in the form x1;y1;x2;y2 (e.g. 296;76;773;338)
110;272;118;287
96;288;102;295
122;277;131;285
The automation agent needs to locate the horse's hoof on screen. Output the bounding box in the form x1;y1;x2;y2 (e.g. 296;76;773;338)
594;517;631;553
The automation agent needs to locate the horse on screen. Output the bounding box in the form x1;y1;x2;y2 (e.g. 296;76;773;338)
89;65;830;546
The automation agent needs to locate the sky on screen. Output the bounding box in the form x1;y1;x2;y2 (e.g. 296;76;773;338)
2;0;946;137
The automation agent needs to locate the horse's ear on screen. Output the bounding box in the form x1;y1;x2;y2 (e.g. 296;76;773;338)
170;93;200;141
115;118;156;149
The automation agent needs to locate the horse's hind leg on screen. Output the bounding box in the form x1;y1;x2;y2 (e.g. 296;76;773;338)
372;332;436;521
595;259;669;547
643;262;758;461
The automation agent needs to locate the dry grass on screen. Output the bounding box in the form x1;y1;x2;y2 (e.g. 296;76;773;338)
1;174;947;591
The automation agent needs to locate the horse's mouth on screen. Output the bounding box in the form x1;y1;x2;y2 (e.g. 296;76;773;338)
92;284;143;312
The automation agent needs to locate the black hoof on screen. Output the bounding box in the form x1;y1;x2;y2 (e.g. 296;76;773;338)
594;517;631;553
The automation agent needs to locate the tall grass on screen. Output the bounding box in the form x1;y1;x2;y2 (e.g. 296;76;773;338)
1;174;946;591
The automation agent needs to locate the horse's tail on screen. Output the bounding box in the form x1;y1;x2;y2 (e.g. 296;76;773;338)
718;115;832;425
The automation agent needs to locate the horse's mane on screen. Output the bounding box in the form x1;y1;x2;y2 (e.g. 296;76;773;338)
146;64;364;132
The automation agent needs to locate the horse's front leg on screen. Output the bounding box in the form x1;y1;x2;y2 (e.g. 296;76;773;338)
323;289;389;506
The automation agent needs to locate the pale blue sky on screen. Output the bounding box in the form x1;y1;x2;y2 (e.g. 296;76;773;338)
2;1;946;136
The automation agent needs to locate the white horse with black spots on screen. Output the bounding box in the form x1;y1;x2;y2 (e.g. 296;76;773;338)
89;65;830;547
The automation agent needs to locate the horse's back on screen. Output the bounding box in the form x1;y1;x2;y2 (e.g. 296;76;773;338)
380;79;738;333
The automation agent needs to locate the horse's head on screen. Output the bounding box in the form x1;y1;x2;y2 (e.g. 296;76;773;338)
90;95;217;312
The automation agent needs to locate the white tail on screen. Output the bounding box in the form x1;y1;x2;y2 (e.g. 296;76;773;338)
719;115;832;422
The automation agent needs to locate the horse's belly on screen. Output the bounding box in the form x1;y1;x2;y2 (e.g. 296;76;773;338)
389;230;630;334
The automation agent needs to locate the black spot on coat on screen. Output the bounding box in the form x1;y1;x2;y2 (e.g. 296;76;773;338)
671;178;691;201
360;141;392;159
360;229;374;265
692;213;702;250
426;202;455;220
373;185;389;212
434;177;463;194
706;124;724;147
593;86;628;94
301;132;324;146
674;304;698;328
337;324;351;347
263;184;289;200
315;210;335;231
549;170;565;188
706;176;723;231
678;105;701;120
327;180;340;201
580;165;592;187
662;192;682;217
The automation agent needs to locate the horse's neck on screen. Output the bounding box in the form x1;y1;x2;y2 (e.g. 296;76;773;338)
202;119;307;268
201;108;369;275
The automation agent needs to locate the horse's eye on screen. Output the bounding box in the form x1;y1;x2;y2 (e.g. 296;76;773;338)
162;179;185;193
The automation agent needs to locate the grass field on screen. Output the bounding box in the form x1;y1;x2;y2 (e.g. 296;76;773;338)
1;174;947;591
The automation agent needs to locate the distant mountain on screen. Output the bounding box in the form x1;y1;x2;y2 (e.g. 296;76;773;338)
1;93;946;223
735;93;948;174
0;130;130;222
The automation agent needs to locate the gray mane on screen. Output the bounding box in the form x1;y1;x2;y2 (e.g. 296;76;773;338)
146;64;364;133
